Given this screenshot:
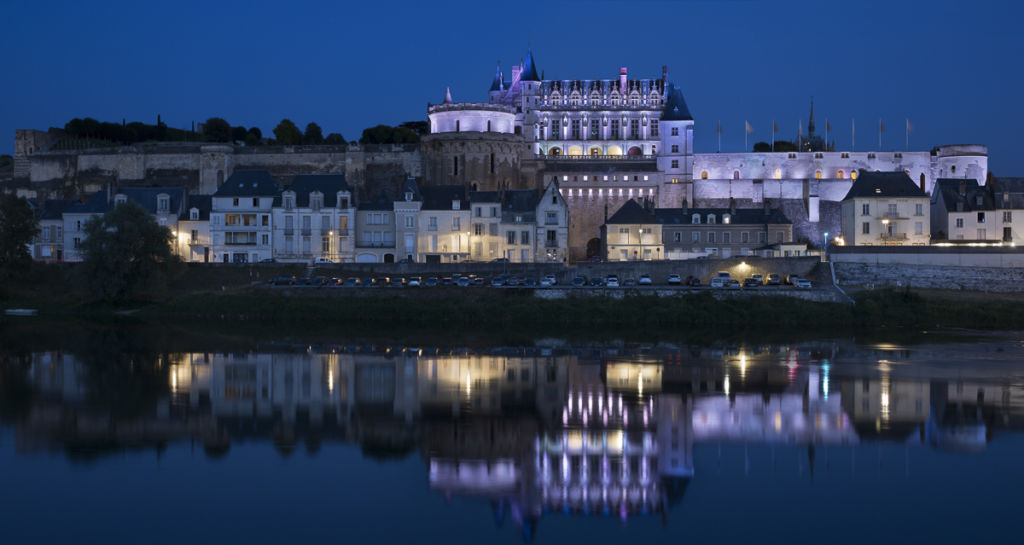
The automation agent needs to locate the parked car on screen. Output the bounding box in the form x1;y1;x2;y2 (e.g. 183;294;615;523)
710;277;727;288
343;277;359;287
397;257;414;264
605;275;620;288
623;278;637;287
743;277;761;287
539;278;553;287
311;276;326;287
456;276;471;287
523;278;538;287
715;271;731;282
314;257;334;264
667;274;681;285
424;277;439;287
796;278;812;289
259;258;277;264
441;277;453;286
590;277;604;287
767;273;781;286
506;277;521;287
750;274;764;285
491;258;509;264
472;277;485;286
688;277;702;287
638;274;653;285
727;279;741;289
407;277;421;287
572;275;586;287
544;274;558;286
491;276;506;287
272;275;295;286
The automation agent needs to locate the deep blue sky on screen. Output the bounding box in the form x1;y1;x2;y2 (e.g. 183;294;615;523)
4;0;1023;174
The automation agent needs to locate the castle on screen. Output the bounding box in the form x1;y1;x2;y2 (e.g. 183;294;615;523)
11;49;989;261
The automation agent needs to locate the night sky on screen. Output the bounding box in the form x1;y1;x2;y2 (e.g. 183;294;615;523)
4;0;1022;174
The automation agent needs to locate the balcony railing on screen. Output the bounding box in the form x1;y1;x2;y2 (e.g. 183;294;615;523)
336;229;350;237
356;242;396;248
188;238;201;246
284;228;294;236
880;233;908;241
225;241;258;246
545;241;560;248
539;154;657;161
301;228;312;236
879;213;908;221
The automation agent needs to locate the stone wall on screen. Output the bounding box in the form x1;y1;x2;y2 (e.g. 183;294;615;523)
832;247;1024;292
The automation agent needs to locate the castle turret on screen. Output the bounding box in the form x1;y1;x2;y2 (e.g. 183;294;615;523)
657;84;695;206
488;65;504;103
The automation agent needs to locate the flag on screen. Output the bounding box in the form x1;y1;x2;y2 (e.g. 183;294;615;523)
879;119;884;133
906;118;913;133
772;121;778;132
826;120;831;133
745;120;753;134
717;120;722;134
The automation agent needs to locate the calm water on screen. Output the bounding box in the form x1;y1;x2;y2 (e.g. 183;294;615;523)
1;329;1023;544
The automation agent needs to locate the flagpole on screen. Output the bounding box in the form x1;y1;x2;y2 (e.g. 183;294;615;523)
905;118;909;151
852;119;855;152
878;118;883;152
771;120;775;152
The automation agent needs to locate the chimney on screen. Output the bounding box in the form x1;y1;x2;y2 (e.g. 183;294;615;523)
763;198;771;216
729;197;737;216
620;67;627;94
959;179;966;197
681;198;688;214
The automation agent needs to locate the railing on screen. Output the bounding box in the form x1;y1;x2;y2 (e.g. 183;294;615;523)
301;228;312;236
356;242;396;248
880;233;908;241
284;228;294;236
224;241;258;246
188;238;201;246
545;241;560;248
336;229;350;237
540;154;657;161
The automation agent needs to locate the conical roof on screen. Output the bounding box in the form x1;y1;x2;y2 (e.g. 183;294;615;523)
521;49;540;82
489;65;504;92
661;84;693;121
443;87;453;104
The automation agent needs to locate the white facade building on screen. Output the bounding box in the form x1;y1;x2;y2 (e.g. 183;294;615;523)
210;170;278;264
272;174;354;263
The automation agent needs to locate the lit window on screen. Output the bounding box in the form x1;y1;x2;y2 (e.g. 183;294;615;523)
701;171;708;179
815;170;822;179
774;169;782;179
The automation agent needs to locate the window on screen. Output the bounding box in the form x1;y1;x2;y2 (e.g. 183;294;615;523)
650;120;659;137
590;119;600;139
733;171;740;180
862;203;870;215
233;198;239;207
552;193;558;205
610;120;619;139
723;214;730;224
741;231;749;243
1004;211;1013;223
455;120;460;132
691;214;700;224
888;204;898;217
322;236;330;253
707;232;716;243
671;144;679;153
489;223;498;236
405;216;415;228
453;156;458;176
815;170;822;179
507;231;516;244
546;211;557;225
550;119;560;139
547;230;557;245
190;208;199;221
253;198;259;207
521;230;529;244
261;234;269;245
915;203;923;216
777;232;784;243
774;169;782;179
321;216;330;231
978;228;987;239
630;119;639;139
862;222;870;234
707;214;716;224
691;232;700;242
956;217;964;228
452;217;460;230
722;232;731;243
428;217;438;231
571;119;580;139
262;215;269;226
671;160;679;169
837;170;845;179
978;212;986;224
915;222;923;235
671;127;679;136
1004;227;1012;241
758;232;766;243
157;195;169;212
474;223;483;236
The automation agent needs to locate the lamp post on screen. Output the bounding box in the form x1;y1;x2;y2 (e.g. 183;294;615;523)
822;231;829;261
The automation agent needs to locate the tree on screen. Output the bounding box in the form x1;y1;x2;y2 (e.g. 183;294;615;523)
80;200;176;302
204;117;231;142
248;127;262;140
0;154;13;171
398;120;429;136
325;133;345;145
359;124;421;145
303;122;324;144
273;119;303;145
231;125;248;142
0;194;39;277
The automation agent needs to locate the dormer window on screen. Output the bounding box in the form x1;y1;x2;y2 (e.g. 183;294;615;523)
114;194;127;205
190;208;199;221
976;196;983;207
707;214;716;225
452;200;460;210
338;193;349;209
310;192;323;211
691;214;700;224
283;192;295;210
157;194;169;212
723;214;731;225
405;191;413;202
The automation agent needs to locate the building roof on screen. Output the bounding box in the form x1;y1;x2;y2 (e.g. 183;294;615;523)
277;174;350;207
469;191;501;203
399;178;423;202
842;171;926;201
66;190;111;215
655;207;792;225
605;198;657;224
660;84;693;122
185;195;212;221
521;49;541;82
214;170;280;197
501;190;538;223
489;65;503;92
37;198;77;220
420;185;468;211
933;179;993;212
116;186;185;215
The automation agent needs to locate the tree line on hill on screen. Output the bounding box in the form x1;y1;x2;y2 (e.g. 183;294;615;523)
59;116;430;147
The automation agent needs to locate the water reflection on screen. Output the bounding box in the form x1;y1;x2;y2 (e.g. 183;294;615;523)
5;339;1024;536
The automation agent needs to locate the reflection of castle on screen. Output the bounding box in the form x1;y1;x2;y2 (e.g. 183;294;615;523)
13;345;1024;535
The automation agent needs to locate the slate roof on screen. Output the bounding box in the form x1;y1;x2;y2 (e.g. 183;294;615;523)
357;192;394;211
661;84;693;122
842;171;927;201
214;170;280;197
605;198;657;224
66;190;111;215
655;207;792;225
489;65;504;92
185;195;212;221
37;199;77;220
501;190;539;223
521;49;541;82
420;185;467;211
469;191;501;203
989;178;1024;209
116;186;185;214
399;178;423;202
933;179;993;212
276;174;350;207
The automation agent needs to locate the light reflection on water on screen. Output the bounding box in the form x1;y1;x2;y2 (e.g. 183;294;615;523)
2;336;1024;543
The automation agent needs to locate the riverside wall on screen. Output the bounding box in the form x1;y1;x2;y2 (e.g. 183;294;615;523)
832;247;1024;292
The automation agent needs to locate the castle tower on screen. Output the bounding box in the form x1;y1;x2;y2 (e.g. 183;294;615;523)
657;83;695;206
488;64;504;103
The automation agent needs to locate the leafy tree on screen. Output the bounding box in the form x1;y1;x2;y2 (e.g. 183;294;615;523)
303;122;324;144
359;124;421;144
753;141;770;152
0;154;13;171
325;133;346;145
248;127;262;140
398;120;429;136
0;194;39;277
203;117;231;142
231;125;248;142
752;140;799;152
273;119;302;145
80;200;176;302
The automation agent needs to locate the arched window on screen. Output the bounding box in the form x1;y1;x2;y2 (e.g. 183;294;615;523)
851;170;858;180
707;214;716;225
701;171;709;180
774;168;782;179
815;170;822;179
549;147;561;156
837;170;845;179
951;165;957;174
733;170;740;180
